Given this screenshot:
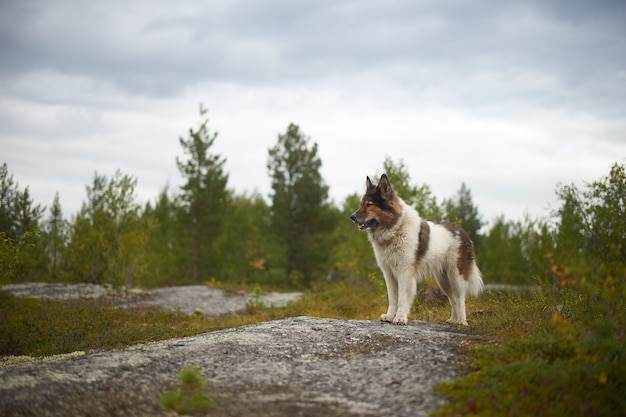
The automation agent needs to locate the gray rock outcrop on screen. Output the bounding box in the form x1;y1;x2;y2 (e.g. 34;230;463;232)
0;316;466;417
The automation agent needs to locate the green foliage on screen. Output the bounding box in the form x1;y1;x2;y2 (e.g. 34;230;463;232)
435;330;626;416
1;163;45;240
0;163;16;236
176;104;230;281
0;229;42;284
330;193;379;283
0;163;47;281
142;187;184;287
292;280;385;320
63;171;153;289
12;185;45;239
435;283;626;416
546;161;625;343
434;162;626;417
442;182;484;247
478;216;524;283
477;215;553;285
584;162;626;267
553;161;626;281
211;192;286;287
267;123;338;286
0;290;219;356
43;192;66;281
382;157;442;220
160;367;214;415
245;285;267;312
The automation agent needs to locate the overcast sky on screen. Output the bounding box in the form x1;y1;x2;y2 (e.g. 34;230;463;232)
1;0;625;225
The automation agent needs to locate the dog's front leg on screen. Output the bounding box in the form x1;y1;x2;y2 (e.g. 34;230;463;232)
379;269;397;322
393;274;416;325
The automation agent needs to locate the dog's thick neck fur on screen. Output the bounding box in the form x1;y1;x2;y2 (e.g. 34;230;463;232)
368;198;413;243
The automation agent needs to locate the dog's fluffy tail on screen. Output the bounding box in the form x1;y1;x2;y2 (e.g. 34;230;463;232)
466;264;485;297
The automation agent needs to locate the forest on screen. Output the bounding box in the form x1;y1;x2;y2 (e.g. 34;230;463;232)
1;110;624;296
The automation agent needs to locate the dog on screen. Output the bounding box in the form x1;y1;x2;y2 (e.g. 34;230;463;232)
351;174;484;325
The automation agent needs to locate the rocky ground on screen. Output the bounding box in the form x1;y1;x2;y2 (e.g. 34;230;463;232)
0;284;470;417
0;283;302;315
0;317;467;417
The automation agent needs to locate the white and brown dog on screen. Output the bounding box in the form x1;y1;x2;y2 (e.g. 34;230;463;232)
351;174;484;325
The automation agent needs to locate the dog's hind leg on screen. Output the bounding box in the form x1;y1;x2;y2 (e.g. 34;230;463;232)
446;293;468;326
437;268;469;326
380;269;398;323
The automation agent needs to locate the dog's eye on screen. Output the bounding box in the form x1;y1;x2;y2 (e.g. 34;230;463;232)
366;202;373;207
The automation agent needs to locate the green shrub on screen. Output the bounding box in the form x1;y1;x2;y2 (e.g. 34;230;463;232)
160;367;214;415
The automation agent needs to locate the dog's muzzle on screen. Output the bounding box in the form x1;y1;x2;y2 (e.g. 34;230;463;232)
351;212;377;230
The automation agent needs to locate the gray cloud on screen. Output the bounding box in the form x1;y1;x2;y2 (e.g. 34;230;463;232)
1;0;624;220
3;0;624;101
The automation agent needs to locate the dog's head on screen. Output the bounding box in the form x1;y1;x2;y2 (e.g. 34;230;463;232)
350;174;401;231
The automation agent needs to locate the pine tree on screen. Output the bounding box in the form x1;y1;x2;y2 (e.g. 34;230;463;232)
0;166;45;281
176;104;229;281
267;123;335;286
0;163;17;237
0;164;48;282
443;182;484;247
143;187;183;285
13;186;44;238
45;192;65;281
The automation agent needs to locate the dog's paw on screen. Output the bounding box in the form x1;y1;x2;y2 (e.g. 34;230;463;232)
379;313;394;322
392;316;408;325
446;318;469;326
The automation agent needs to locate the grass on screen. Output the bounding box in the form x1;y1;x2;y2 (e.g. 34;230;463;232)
0;291;214;357
0;281;384;358
434;331;626;416
2;278;624;416
430;283;626;417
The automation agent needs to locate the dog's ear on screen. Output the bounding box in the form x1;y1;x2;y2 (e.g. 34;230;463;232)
366;176;375;190
378;174;394;198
